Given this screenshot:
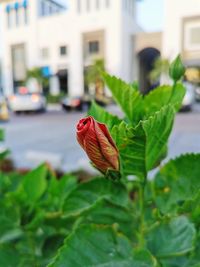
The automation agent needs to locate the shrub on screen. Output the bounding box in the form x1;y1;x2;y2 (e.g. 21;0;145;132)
1;56;199;267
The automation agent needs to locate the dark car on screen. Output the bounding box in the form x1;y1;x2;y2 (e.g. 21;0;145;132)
61;95;91;111
61;95;107;112
195;86;200;101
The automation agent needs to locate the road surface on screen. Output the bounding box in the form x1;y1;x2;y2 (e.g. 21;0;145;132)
1;104;200;173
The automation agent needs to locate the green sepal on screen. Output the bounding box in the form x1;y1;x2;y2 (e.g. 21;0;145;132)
169;54;185;82
106;169;121;180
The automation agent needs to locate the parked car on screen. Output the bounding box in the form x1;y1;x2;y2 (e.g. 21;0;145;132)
61;95;90;112
180;82;195;111
8;87;46;113
195;86;200;101
61;95;108;112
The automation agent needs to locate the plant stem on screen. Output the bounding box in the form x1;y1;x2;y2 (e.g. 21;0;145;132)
168;81;177;104
139;174;147;247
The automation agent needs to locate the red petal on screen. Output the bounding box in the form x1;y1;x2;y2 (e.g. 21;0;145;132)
94;121;119;171
76;116;91;148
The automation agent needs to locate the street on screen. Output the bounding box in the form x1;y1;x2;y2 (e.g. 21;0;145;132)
1;104;200;173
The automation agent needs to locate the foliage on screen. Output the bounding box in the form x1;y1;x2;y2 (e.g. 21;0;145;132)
26;67;49;89
1;56;200;267
46;92;65;104
149;57;170;83
85;58;105;87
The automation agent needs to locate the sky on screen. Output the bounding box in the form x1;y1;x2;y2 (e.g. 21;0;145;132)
136;0;164;32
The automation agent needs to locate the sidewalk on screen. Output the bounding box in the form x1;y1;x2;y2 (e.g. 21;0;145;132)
47;103;62;112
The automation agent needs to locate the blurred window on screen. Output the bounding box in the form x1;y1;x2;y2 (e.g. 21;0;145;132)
190;27;200;45
86;0;90;12
60;46;67;56
11;44;26;82
77;0;81;13
15;9;19;26
105;0;110;8
96;0;100;9
49;4;53;14
41;48;49;59
41;1;46;16
24;7;28;24
39;0;65;17
7;12;11;28
88;41;99;54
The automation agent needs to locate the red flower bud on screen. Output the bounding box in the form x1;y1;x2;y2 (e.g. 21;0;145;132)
76;116;119;174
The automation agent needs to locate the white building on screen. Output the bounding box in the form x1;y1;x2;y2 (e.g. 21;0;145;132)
162;0;200;82
0;0;138;96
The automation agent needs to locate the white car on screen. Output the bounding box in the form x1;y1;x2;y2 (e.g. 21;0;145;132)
181;82;195;111
8;89;46;113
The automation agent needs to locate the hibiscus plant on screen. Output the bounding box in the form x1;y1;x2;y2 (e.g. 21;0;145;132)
0;56;200;267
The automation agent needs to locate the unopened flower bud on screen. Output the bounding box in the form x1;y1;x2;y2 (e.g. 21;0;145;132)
169;55;185;82
76;116;119;174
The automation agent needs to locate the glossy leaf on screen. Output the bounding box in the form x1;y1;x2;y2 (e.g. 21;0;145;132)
22;164;48;203
102;72;143;125
48;174;77;210
102;73;185;127
111;105;175;177
0;201;20;237
143;83;185;116
48;224;157;267
88;101;122;131
0;246;20;267
162;258;200;267
62;178;129;217
153;154;200;213
146;216;196;258
79;199;136;239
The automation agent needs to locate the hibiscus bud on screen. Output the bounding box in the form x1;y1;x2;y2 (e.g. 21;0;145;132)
76;116;120;175
169;55;185;82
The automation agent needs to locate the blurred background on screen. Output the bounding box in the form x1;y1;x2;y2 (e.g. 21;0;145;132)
0;0;199;172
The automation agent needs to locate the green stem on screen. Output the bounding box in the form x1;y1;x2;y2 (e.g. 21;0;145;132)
168;80;177;104
139;174;147;247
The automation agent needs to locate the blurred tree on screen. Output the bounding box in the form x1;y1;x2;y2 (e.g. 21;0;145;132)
85;59;105;97
149;57;170;84
26;67;49;92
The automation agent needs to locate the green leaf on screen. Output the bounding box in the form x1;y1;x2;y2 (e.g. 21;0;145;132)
146;216;196;258
153;154;200;214
102;72;143;125
0;228;23;244
161;257;190;267
0;201;20;237
179;191;200;226
143;83;185;115
88;101;122;131
48;224;157;267
111;105;175;177
161;256;200;267
102;73;184;128
0;246;20;267
0;128;5;141
48;174;77;210
80;199;136;240
62;178;129;217
22;164;48;203
0;149;10;161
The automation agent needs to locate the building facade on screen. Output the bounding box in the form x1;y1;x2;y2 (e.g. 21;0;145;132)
162;0;200;83
0;0;138;96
